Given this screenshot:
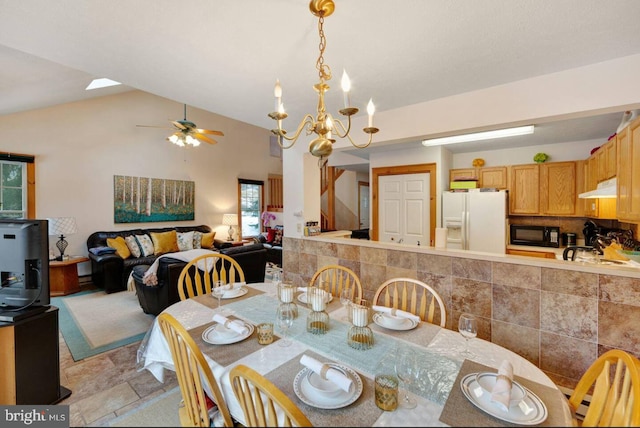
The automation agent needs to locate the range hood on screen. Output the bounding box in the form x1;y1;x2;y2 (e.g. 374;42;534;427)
578;177;617;199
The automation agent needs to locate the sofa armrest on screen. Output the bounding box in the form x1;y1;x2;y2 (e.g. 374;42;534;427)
89;252;125;292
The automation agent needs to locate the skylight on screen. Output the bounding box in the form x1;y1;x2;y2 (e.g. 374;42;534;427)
85;78;121;90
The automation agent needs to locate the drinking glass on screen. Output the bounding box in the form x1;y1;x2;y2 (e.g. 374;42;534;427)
211;280;226;313
272;269;282;285
339;288;354;321
458;313;478;358
275;305;295;347
394;346;418;409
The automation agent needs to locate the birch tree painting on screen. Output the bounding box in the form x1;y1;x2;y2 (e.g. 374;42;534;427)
113;175;195;223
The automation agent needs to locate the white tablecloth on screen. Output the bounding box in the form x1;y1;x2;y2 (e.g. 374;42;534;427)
136;282;571;426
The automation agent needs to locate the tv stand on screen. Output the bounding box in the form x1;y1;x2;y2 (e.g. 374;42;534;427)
0;305;48;322
0;306;72;404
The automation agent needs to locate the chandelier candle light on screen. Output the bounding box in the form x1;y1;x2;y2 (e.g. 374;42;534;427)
268;0;379;167
47;217;78;261
222;213;238;241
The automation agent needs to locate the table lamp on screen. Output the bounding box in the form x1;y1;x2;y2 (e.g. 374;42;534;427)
222;213;238;241
47;217;78;261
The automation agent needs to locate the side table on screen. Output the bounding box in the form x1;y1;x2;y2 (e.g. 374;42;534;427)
49;256;89;296
229;240;251;247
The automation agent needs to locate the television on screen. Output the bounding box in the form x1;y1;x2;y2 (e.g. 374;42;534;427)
0;219;50;310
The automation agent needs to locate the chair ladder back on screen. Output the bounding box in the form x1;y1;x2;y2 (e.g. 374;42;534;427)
569;349;640;427
373;278;446;327
178;254;245;301
310;265;362;302
157;313;234;427
230;364;312;427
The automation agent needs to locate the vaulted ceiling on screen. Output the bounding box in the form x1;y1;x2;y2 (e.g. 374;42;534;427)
2;0;640;155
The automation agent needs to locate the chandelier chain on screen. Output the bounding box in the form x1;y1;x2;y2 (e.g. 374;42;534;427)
316;15;331;82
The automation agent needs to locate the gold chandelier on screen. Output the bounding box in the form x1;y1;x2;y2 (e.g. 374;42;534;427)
268;0;379;166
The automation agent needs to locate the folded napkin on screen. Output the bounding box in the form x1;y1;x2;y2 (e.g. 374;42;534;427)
372;305;421;322
222;282;246;295
212;314;249;335
300;354;353;392
491;360;514;412
297;287;308;293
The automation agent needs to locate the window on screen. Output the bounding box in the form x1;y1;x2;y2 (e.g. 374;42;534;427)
238;179;264;238
0;153;34;219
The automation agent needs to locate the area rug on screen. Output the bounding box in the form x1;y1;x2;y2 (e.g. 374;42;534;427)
107;387;181;427
52;289;155;361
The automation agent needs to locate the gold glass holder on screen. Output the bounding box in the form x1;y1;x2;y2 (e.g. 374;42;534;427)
307;309;329;335
347;325;374;350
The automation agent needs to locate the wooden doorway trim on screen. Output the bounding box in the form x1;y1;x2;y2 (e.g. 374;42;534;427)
371;163;437;244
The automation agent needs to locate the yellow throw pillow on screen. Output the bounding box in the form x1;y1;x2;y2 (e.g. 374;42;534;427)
201;231;216;249
107;236;131;259
150;230;179;255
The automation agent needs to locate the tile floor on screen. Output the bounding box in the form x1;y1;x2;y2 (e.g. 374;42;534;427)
57;282;178;427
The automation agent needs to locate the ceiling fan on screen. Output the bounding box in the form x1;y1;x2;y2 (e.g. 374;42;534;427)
137;104;224;147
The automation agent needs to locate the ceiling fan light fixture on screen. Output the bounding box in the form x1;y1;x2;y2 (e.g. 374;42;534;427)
421;125;534;147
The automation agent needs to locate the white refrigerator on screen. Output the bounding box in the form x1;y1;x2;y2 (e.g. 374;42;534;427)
441;190;508;254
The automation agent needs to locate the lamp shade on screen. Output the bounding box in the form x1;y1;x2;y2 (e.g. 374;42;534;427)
47;217;78;236
222;214;238;226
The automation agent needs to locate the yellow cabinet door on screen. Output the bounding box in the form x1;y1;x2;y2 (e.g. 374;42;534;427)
617;118;640;223
479;166;508;189
540;161;577;215
509;164;539;214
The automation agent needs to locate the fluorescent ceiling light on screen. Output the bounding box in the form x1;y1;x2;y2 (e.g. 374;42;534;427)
421;125;534;146
85;78;121;90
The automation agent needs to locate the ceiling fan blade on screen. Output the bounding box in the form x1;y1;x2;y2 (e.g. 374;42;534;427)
196;128;224;136
171;120;188;130
194;133;218;145
136;124;174;130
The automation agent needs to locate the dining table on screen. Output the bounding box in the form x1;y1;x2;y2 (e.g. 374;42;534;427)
136;282;574;427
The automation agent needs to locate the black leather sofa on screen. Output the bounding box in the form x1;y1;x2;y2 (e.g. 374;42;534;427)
132;243;267;315
87;225;216;294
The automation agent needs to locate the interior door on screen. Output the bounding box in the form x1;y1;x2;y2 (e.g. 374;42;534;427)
378;173;430;245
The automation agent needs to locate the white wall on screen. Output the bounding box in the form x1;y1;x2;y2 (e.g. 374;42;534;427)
0;90;277;275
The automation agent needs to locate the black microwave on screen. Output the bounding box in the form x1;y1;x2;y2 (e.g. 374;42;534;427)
510;225;560;248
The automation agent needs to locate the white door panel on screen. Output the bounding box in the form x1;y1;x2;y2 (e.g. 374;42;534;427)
379;173;430;245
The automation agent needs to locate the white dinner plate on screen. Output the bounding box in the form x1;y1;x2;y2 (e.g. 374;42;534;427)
293;363;363;409
460;373;548;425
221;286;248;299
201;322;254;345
297;292;333;305
372;312;418;331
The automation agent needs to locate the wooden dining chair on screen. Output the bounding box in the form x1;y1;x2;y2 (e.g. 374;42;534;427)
178;253;245;300
157;313;234;427
372;277;446;327
308;264;362;302
568;349;640;427
229;364;312;427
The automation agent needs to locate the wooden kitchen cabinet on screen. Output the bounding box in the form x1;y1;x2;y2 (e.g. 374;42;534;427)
449;168;477;182
509;164;540;214
540;161;577;215
509;161;578;216
449;166;508;189
506;248;557;259
478;166;508;189
594;136;617;182
617;118;640;223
